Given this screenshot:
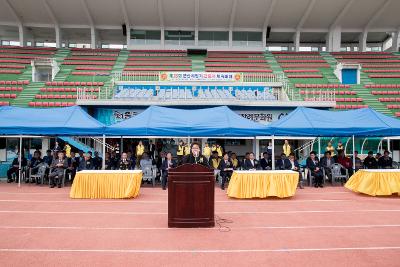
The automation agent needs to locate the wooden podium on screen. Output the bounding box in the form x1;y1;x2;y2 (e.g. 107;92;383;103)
168;163;215;228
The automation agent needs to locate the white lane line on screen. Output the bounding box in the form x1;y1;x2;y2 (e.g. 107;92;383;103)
0;224;400;231
0;199;350;204
1;247;400;253
0;209;399;215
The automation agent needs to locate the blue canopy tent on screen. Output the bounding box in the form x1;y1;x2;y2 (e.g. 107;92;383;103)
0;106;106;187
105;106;271;137
267;107;400;171
0;106;105;136
268;107;400;137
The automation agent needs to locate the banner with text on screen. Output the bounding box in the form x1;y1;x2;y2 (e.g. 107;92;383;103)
159;72;243;82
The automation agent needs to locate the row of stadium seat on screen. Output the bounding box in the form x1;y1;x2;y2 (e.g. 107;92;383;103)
75;67;113;71
0;80;29;85
206;68;272;73
0;59;30;64
365;84;400;88
36;94;78;99
363;64;400;68
299;90;357;95
204;59;267;63
296;84;351;88
0;70;22;74
0;45;56;51
335;98;363;102
29;102;75;107
286;74;323;78
387;105;400;109
70;71;110;76
369;74;400;78
0;101;9;105
283;69;320;73
128;57;191;61
277;60;326;63
62;61;115;65
0;65;25;69
204;63;270;67
378;98;400;102
129;53;186;57
280;64;330;68
0;49;54;55
0;87;23;91
0;94;17;98
65;57;116;61
45;81;104;86
40;87;100;92
371;91;400;95
364;69;400;73
335;105;368;109
123;68;191;72
125;62;191;66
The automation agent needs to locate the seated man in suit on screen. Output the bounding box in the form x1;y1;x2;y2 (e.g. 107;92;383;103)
378;150;393;169
218;153;234;190
306;151;324;188
363;151;377;169
275;153;291;170
287;153;304;189
320;151;335;183
243;152;259;170
260;152;272;170
118;152;133;170
7;152;27;183
161;152;177;190
49;151;68;188
78;153;95;171
28;151;43;183
182;143;210;167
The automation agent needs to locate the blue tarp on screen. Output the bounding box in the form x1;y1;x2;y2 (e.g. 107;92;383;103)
0;106;105;136
268;107;400;137
105;106;271;137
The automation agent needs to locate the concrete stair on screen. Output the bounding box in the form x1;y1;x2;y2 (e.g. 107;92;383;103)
11;82;45;107
111;50;129;74
191;55;205;72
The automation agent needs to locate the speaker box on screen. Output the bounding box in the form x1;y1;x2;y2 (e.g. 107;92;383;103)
122;24;126;36
266;26;271;39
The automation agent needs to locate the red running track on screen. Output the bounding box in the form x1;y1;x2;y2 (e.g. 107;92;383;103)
0;182;399;267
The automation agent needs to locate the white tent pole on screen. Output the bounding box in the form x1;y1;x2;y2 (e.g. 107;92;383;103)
18;136;22;188
352;135;356;173
387;137;391;152
318;137;321;159
271;136;275;170
102;134;106;170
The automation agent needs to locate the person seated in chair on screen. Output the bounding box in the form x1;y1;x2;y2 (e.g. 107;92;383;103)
7;152;27;183
66;151;79;182
378;150;393;169
209;151;221;170
49;151;68;188
161;152;177;190
219;153;234;190
140;152;153;170
230;153;240;170
78;153;95;171
287;153;304;189
363;151;377;169
182;143;210;167
260;152;272;170
104;152;114;170
29;151;43;183
337;150;353;177
275;153;291;170
92;151;103;170
320;151;335;183
118;152;133;170
243;152;259;170
306;151;324;188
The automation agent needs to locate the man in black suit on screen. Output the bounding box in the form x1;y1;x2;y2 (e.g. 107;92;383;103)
286;153;304;189
218;153;234;190
182;143;210;167
275;153;291;170
306;151;324;188
378;150;393;169
260;152;272;170
243;152;259;170
363;151;377;169
78;153;95;171
320;151;335;182
118;152;133;170
49;151;68;188
7;152;27;183
161;152;177;190
148;140;156;159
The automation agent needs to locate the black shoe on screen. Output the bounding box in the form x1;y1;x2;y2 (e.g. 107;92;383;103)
7;179;12;183
314;184;318;188
319;184;324;188
162;187;166;190
50;184;55;188
57;185;61;188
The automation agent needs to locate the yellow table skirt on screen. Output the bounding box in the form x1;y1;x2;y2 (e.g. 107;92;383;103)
70;170;142;199
345;169;400;196
227;170;299;199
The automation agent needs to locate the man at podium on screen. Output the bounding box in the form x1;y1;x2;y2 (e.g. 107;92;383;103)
182;143;210;167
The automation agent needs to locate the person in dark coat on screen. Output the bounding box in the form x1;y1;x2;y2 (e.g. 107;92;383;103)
218;153;234;190
275;153;291;170
306;151;324;188
78;153;95;171
286;153;304;189
320;151;336;182
182;143;210;167
363;151;378;169
7;153;27;183
161;152;177;190
117;152;133;170
243;152;260;170
49;151;68;188
260;152;272;170
378;150;393;169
